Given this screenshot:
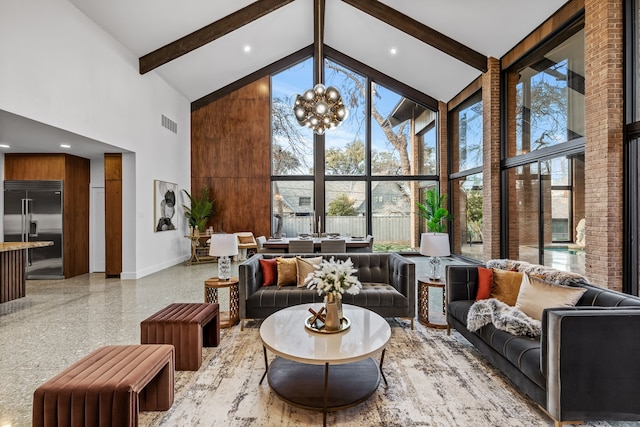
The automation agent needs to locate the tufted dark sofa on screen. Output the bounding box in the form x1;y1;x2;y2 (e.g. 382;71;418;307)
238;253;415;329
447;263;640;426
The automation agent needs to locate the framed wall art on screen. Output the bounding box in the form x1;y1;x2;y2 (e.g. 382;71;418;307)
154;180;178;232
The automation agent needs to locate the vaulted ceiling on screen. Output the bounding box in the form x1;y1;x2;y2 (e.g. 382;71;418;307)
68;0;570;104
0;0;572;160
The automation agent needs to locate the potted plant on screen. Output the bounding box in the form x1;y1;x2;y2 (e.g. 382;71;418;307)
182;186;215;232
416;188;452;232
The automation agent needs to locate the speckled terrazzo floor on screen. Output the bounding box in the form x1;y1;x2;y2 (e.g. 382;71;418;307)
0;257;637;427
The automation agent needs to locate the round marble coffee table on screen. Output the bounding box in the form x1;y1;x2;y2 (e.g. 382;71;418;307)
259;303;391;426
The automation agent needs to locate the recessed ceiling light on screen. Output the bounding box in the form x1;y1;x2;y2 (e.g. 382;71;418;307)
60;144;71;149
390;48;397;55
243;45;251;53
0;144;10;149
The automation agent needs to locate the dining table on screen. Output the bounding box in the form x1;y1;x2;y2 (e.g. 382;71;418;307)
262;236;370;252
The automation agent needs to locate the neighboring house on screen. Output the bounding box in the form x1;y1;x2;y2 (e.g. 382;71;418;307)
275;180;410;217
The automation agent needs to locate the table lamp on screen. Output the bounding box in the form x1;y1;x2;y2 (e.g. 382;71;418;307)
420;232;451;280
209;234;239;280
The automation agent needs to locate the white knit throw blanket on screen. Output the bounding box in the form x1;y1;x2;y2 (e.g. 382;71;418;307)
467;298;542;338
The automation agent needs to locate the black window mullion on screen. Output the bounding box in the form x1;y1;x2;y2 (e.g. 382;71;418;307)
314;133;325;224
366;76;373;235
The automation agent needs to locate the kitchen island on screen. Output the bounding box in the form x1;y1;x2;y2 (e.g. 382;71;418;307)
0;241;53;303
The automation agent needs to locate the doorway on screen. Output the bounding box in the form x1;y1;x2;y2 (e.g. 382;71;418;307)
91;186;105;272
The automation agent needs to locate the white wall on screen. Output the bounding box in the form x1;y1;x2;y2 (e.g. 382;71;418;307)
89;159;105;273
0;0;192;278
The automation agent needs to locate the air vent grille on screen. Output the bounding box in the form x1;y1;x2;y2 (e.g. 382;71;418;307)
161;114;177;134
5;180;63;191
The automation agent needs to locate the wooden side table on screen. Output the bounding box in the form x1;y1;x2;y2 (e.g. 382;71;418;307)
417;278;447;329
204;277;239;328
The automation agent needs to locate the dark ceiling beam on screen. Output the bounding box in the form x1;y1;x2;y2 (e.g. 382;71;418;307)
313;0;325;85
139;0;295;74
340;0;488;72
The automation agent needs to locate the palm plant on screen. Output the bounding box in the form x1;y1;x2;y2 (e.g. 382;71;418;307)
416;188;452;232
182;186;215;232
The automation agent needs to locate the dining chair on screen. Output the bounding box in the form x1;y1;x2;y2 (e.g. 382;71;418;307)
366;234;374;252
234;231;257;260
288;239;315;253
256;235;285;254
320;239;346;253
347;235;374;253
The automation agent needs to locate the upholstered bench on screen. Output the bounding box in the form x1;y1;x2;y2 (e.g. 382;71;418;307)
140;302;220;371
33;344;174;427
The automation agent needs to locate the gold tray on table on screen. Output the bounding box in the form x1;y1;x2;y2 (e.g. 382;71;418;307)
304;315;350;334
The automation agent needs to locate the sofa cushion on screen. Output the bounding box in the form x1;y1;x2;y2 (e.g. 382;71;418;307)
246;283;407;310
247;286;324;308
341;283;409;308
238;235;255;244
448;300;474;325
479;325;545;389
276;257;297;287
516;273;586;320
490;269;523;306
259;258;277;287
296;256;322;288
476;267;493;301
450;298;544;389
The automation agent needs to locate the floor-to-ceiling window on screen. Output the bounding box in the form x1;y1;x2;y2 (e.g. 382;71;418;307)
323;59;368;240
504;25;586;274
270;55;438;251
271;58;315;237
450;92;483;261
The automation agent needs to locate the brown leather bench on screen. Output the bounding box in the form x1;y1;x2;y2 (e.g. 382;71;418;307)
140;302;220;371
33;344;174;427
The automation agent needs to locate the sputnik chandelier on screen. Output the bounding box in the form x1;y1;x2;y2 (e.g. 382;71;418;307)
292;0;348;135
293;84;347;135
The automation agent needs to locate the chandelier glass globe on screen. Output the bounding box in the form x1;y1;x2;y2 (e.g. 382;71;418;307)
293;83;348;135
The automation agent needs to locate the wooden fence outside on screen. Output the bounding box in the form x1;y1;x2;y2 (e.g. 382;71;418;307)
277;215;411;243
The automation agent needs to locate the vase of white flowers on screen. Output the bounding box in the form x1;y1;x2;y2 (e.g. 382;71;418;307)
324;293;340;331
306;257;362;331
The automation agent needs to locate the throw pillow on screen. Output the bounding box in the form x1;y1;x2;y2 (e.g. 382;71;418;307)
476;267;493;301
276;257;298;287
259;258;277;287
489;269;523;306
296;256;323;288
516;273;587;321
238;236;254;244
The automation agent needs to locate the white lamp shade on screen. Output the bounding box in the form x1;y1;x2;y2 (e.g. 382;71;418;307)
209;234;239;257
420;233;451;257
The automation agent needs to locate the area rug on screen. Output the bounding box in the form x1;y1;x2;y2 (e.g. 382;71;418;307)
138;319;612;427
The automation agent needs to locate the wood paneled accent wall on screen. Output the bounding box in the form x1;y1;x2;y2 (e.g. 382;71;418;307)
191;76;272;237
4;153;90;278
64;154;90;278
104;154;122;277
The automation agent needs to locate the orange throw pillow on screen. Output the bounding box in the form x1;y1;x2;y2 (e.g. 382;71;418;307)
489;269;523;306
476;267;493;301
259;258;277;287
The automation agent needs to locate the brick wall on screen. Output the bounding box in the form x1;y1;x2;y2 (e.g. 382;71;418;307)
482;57;502;261
438;100;449;228
584;0;624;290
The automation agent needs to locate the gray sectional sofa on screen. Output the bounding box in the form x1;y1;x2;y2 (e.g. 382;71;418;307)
238;253;415;329
446;262;640;426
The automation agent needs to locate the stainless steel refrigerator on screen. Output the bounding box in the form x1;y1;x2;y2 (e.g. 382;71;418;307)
4;180;64;279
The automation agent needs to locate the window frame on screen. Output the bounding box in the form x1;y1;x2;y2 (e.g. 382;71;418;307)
269;47;440;247
501;19;586;271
